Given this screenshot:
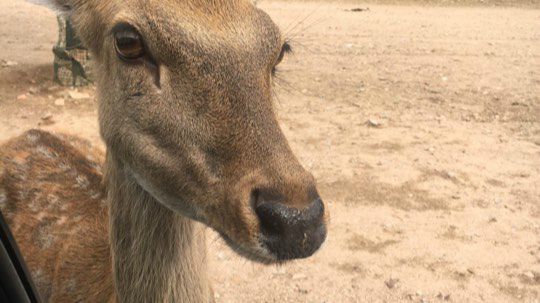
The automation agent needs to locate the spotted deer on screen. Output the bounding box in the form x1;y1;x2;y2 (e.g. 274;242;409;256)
0;0;327;302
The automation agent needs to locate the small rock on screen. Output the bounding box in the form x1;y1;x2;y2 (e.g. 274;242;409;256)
488;217;497;223
367;119;382;128
456;267;473;277
272;267;286;275
384;277;399;289
216;252;226;260
451;194;460;200
28;87;39;95
40;113;55;125
68;90;91;100
292;273;307;280
1;60;18;67
523;271;535;279
16;94;27;100
346;7;369;12
436;292;451;301
443;170;456;179
301;89;308;94
54;98;65;106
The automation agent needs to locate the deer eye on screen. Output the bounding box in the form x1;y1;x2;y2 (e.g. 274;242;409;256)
272;42;292;76
275;42;292;66
113;24;145;61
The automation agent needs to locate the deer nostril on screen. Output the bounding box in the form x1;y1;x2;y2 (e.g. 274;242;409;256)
254;201;288;236
253;188;290;236
253;187;325;258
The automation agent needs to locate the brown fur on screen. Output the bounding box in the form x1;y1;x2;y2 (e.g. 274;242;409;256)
0;130;113;302
1;0;326;301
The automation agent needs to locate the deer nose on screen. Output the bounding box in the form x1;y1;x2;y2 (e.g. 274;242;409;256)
254;189;326;260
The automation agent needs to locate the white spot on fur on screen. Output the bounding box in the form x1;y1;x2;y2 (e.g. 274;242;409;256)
13;156;27;166
59;162;71;172
47;194;60;206
36;145;57;159
57;215;68;225
46;194;67;212
67;278;77;293
76;175;89;188
32;268;45;285
37;225;56;249
35;212;47;221
26;132;40;143
29;198;41;212
0;188;7;211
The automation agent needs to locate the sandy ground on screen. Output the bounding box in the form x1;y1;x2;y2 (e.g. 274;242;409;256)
1;0;539;302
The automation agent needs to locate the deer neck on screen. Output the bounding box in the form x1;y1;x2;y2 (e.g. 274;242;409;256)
105;153;211;303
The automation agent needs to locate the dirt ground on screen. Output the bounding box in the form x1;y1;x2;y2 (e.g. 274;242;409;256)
1;0;539;302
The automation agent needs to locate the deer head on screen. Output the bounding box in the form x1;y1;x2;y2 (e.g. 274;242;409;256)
39;0;327;263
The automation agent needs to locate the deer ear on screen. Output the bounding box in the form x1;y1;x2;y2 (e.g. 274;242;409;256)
27;0;72;13
28;0;104;53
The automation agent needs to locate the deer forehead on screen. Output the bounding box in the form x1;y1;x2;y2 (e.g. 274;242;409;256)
124;2;282;61
87;0;281;51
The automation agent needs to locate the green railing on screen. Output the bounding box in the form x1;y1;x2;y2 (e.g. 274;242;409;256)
53;15;93;86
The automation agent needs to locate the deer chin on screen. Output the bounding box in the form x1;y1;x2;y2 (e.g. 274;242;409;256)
215;215;326;265
217;231;278;264
129;169;263;260
129;169;206;220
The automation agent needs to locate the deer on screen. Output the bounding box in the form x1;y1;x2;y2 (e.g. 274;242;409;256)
0;0;327;302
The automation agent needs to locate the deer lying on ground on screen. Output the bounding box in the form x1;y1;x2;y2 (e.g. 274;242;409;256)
0;0;327;302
